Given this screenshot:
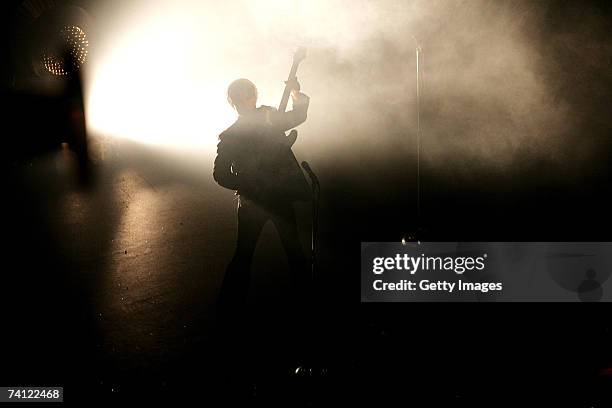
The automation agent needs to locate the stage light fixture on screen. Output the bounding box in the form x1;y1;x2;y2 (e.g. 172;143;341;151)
42;25;89;76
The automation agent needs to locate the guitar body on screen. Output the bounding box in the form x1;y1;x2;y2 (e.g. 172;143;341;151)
273;132;310;202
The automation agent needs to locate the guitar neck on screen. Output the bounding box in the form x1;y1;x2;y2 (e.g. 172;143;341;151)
278;60;301;113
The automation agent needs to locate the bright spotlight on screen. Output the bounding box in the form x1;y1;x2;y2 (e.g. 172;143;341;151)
86;5;236;150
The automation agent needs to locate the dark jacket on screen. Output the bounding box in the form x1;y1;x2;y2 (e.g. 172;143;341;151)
213;93;310;203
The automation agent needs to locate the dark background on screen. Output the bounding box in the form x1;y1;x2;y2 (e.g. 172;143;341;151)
2;0;612;405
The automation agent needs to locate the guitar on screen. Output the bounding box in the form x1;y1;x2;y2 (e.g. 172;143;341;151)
279;47;307;117
270;47;310;201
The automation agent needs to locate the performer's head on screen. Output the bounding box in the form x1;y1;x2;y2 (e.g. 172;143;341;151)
227;78;257;115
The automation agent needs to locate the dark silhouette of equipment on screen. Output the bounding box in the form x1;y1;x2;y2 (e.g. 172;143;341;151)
7;1;93;175
301;160;320;282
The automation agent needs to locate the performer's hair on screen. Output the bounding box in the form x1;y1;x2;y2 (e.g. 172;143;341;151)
227;78;257;107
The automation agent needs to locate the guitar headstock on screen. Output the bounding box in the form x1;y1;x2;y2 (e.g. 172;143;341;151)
293;47;307;64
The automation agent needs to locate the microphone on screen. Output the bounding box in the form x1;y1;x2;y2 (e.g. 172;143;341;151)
286;129;298;147
301;161;319;187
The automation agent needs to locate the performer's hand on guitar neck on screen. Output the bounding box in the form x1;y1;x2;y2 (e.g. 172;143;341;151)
285;77;301;100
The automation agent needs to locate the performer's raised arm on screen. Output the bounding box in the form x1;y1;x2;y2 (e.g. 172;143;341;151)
266;78;310;131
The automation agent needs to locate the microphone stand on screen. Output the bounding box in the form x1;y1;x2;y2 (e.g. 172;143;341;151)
414;36;421;223
413;36;425;241
292;161;320;377
301;161;320;283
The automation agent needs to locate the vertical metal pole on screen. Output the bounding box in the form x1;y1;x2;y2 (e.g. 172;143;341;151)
311;182;319;283
311;185;316;282
415;39;421;223
416;45;420;220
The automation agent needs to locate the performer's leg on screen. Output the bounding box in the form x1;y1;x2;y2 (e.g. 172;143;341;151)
217;197;267;320
271;203;314;365
215;198;267;387
272;203;310;308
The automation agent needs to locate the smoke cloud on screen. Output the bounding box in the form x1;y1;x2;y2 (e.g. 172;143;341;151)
86;0;612;181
